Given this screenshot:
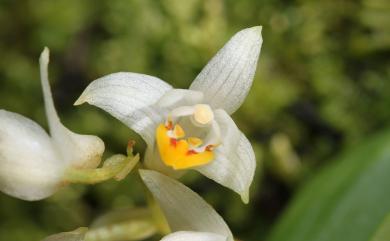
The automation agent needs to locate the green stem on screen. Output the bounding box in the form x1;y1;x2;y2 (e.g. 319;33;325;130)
84;220;157;241
64;154;139;184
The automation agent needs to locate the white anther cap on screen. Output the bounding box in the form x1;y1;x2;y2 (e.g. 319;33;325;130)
193;104;214;125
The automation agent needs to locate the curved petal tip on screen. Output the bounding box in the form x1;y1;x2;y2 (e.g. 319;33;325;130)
241;190;250;204
40;47;50;65
74;95;86;106
250;25;262;34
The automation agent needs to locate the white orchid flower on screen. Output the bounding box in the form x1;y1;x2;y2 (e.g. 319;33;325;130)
75;26;262;203
140;169;233;241
0;48;105;201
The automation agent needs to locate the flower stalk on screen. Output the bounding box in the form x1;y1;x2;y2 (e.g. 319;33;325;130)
63;154;133;184
64;141;140;184
84;219;157;241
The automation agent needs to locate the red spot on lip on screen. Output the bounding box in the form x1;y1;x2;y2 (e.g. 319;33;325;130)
166;121;173;130
127;140;136;149
187;150;198;155
170;138;177;147
205;145;214;152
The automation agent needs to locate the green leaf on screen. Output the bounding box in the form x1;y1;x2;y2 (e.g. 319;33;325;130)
268;129;390;241
369;212;390;241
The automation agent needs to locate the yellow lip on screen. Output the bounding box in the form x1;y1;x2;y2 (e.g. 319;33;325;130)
156;124;214;170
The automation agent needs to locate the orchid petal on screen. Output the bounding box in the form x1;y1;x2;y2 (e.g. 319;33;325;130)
190;26;263;114
161;231;227;241
213;109;240;155
40;48;104;168
140;170;234;241
196;132;256;203
75;72;172;146
0;110;63;201
158;89;204;108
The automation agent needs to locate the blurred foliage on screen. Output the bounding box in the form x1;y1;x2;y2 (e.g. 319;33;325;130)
369;213;390;241
268;128;390;241
0;0;389;240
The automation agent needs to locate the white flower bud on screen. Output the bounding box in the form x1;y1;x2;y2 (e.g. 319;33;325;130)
0;48;104;200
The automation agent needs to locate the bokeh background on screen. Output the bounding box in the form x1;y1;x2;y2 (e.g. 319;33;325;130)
0;0;389;240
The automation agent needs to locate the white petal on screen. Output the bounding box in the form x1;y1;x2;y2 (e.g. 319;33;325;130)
158;89;204;108
213;109;240;155
161;231;227;241
190;26;263;114
0;110;63;201
196;132;256;204
140;170;234;241
42;228;87;241
75;72;172;146
40;48;104;168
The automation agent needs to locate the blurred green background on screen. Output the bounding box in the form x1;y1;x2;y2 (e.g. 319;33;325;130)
0;0;389;240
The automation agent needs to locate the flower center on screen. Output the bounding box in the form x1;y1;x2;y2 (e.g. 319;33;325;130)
156;104;220;170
